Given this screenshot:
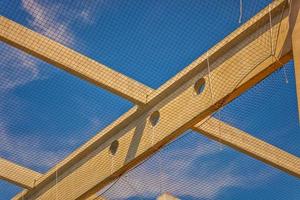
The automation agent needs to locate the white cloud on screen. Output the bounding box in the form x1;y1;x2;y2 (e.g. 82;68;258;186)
21;0;98;47
99;133;279;200
0;44;39;91
0;89;104;172
1;0;100;91
0;119;64;171
21;0;74;46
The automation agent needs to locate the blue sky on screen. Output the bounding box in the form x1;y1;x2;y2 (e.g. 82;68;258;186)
0;0;300;199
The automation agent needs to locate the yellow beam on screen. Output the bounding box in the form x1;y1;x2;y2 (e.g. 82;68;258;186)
0;158;42;189
193;118;300;177
13;1;294;199
0;16;153;105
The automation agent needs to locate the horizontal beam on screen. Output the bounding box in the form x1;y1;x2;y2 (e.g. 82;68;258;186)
14;0;293;199
193;118;300;177
0;16;153;105
0;158;42;189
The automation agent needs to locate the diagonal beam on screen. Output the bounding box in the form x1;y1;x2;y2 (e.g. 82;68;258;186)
13;1;295;199
0;16;153;105
0;158;42;189
193;118;300;177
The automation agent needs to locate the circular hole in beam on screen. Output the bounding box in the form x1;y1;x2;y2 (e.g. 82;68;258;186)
109;140;119;155
149;111;160;127
194;78;206;95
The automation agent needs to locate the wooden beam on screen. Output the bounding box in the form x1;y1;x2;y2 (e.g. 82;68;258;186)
0;16;153;105
290;0;300;120
13;1;294;199
193;118;300;177
0;158;42;189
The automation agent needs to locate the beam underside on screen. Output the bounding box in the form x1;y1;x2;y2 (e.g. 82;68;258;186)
0;158;42;189
0;0;296;199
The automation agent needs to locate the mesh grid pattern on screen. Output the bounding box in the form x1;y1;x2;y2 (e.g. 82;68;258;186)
214;61;300;157
0;181;21;200
0;0;299;199
99;132;300;200
1;0;271;88
0;42;132;173
98;62;300;200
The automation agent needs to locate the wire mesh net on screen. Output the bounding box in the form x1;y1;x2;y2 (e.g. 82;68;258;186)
0;181;21;200
0;41;133;173
0;0;299;199
213;61;300;157
98;62;300;200
99;132;300;200
1;0;272;88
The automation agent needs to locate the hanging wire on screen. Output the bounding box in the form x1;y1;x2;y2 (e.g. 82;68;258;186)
110;152;114;176
283;67;289;84
151;125;155;146
239;0;243;23
122;177;143;200
55;169;58;200
206;52;223;150
268;4;274;57
268;2;289;84
282;0;293;84
206;52;214;104
158;150;163;196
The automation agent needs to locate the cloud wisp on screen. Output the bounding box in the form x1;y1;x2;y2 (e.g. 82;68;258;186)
100;132;279;200
0;0;99;91
21;0;97;47
0;44;39;91
21;0;74;46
